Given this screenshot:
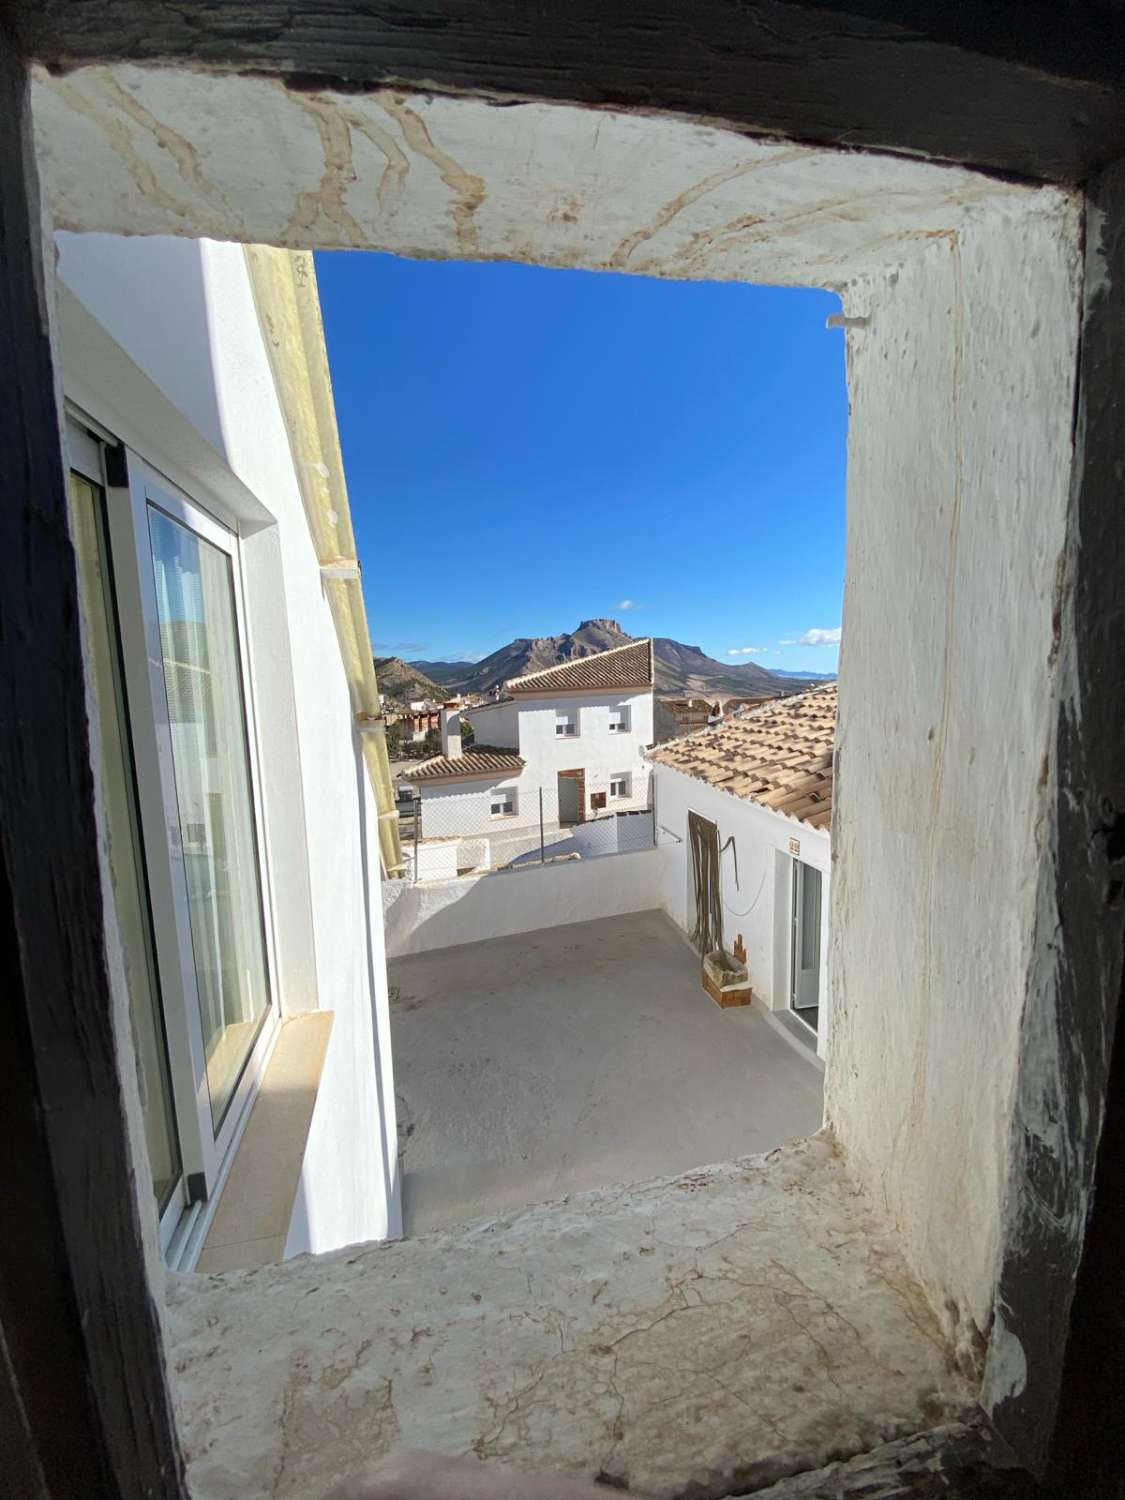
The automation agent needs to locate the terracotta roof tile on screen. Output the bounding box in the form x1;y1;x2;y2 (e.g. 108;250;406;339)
647;684;837;831
506;639;653;694
401;748;525;782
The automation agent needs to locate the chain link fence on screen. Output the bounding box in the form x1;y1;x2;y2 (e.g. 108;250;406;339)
396;774;655;882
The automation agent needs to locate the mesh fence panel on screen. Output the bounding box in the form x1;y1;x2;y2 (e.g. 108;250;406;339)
397;776;655;881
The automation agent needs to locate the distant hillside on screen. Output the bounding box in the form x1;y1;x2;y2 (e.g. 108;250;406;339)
374;656;443;703
410;620;823;698
408;660;475;688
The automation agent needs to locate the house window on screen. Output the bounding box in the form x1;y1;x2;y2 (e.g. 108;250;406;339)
610;773;631;799
608;706;630;734
491;787;517;817
555;711;577;737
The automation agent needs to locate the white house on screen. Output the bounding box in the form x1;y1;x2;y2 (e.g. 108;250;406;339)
54;231;401;1268
401;639;655;869
648;686;836;1058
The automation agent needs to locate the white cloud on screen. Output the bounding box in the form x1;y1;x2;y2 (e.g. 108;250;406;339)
779;638;797;646
616;599;639;611
799;627;842;648
726;646;762;656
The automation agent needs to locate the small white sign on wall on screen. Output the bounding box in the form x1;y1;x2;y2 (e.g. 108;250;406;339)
788;837;801;856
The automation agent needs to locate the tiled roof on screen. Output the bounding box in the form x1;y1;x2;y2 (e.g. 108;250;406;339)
401;748;525;783
506;639;654;695
647;684;837;830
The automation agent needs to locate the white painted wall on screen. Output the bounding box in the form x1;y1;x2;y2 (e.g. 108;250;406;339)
653;764;831;1059
571;810;656;859
382;847;661;957
826;200;1081;1358
512;689;653;805
423;688;653;836
463;699;519;748
417;773;534;838
56;234;401;1254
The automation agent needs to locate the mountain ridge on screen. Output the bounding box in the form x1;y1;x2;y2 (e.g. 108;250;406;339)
410;619;829;698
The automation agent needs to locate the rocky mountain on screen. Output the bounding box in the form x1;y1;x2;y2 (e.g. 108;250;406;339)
411;620;825;698
374;656;444;703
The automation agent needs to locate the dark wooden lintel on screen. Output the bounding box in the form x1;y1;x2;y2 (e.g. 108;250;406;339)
987;157;1125;1491
10;0;1125;185
0;39;188;1500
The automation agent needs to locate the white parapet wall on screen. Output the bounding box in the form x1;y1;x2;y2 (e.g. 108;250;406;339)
382;846;661;958
571;810;655;859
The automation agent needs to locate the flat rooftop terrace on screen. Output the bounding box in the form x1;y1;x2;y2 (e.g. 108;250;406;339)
388;910;825;1234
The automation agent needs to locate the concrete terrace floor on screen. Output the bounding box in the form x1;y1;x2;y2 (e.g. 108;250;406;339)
389;910;824;1236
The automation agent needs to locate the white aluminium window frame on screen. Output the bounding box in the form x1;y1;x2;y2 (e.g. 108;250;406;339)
608;706;630;734
106;454;281;1202
490;785;517;818
66;418;190;1254
555;710;578;737
610;772;631;799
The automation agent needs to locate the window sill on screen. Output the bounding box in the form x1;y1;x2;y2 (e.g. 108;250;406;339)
169;1137;970;1496
193;1011;333;1273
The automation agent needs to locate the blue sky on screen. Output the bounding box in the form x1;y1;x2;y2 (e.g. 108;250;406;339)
316;251;847;674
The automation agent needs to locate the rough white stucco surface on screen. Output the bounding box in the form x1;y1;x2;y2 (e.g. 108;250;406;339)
35;67;1036;290
826;202;1081;1361
167;1138;972;1500
382;847;660;958
38;65;1085;1396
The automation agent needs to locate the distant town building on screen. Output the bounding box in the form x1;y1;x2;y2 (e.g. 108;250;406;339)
400;640;656;873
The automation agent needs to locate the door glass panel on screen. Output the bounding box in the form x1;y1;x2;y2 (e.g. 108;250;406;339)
69;473;183;1211
147;505;271;1132
801;864;822;968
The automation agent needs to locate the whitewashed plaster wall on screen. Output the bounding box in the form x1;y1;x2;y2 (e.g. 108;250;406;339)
511;688;654;805
436;689;653;828
417;773;535;838
56;232;226;455
462;699;519;748
653;764;831;1058
36;66;1084;1381
570;810;656;858
826;200;1081;1366
56;234;400;1253
34;68;1037;292
382;847;661;958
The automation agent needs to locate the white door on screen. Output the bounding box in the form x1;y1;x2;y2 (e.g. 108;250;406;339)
791;859;822;1022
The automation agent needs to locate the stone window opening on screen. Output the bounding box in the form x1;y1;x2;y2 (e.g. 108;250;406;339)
8;41;1122;1500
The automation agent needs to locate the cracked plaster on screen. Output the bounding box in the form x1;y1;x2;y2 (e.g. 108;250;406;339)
32;65;1042;290
167;1138;972;1499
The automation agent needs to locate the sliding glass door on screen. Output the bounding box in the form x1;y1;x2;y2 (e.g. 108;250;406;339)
108;455;279;1196
68;461;187;1250
146;506;273;1131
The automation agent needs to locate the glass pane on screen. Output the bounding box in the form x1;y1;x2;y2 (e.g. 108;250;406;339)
148;505;271;1132
801;864;822;969
69;473;182;1211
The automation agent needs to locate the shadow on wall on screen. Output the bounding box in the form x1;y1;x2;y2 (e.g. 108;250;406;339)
356;737;400;1236
281;738;402;1257
382;846;663;959
286;738;405;1254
